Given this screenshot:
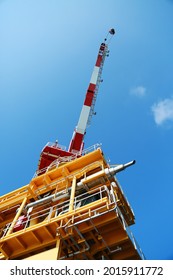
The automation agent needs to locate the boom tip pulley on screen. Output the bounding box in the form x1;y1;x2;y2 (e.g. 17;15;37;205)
109;28;115;35
104;28;115;44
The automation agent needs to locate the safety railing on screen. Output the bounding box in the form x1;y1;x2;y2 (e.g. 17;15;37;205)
32;160;105;200
1;185;145;260
116;206;145;260
111;178;135;218
34;154;78;177
34;143;102;177
0;187;28;207
1;185;112;239
81;143;101;155
43;142;67;151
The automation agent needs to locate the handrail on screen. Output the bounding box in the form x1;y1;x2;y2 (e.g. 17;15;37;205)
42;142;67;151
31;160;105;200
34;143;102;177
116;206;145;260
1;184;145;260
82;143;101;155
1;185;109;239
0;186;28;207
111;179;135;217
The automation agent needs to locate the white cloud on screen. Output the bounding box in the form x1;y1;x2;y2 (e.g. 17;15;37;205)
151;98;173;125
130;86;146;97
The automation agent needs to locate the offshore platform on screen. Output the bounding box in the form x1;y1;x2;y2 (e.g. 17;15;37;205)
0;29;144;260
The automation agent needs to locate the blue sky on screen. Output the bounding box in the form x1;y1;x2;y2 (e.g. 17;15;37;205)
0;0;173;260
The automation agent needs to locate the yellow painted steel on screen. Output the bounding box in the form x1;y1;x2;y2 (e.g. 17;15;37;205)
6;197;27;236
69;176;76;212
0;148;143;260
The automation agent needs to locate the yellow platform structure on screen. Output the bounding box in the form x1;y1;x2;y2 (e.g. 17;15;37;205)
0;146;144;260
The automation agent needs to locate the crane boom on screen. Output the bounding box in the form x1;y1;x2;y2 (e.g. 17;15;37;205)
68;29;115;153
37;29;115;174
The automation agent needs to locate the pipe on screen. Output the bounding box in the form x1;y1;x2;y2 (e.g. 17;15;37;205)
25;190;69;209
105;160;136;176
25;160;135;209
52;193;69;202
77;160;136;189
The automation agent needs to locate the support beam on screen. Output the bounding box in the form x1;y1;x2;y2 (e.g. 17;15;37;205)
69;176;76;212
56;238;61;260
0;244;10;259
6;197;27;236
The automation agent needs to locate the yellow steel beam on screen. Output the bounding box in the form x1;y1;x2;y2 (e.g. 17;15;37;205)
6;197;27;236
56;238;61;260
0;150;107;213
69;176;76;212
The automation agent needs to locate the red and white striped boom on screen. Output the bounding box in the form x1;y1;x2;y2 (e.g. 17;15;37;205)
68;29;115;154
37;29;115;173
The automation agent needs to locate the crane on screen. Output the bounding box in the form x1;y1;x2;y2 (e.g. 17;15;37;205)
0;28;145;260
37;29;115;174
